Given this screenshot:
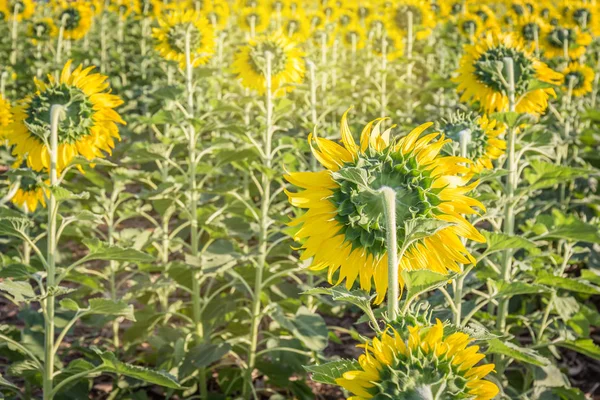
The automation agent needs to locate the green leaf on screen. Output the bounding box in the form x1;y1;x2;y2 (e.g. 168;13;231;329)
0;373;19;391
304;359;360;385
552;296;580;321
490;111;523;128
331;167;373;191
303;287;374;314
153;85;184;100
0;280;35;303
81;238;154;263
404;218;454;244
0;264;31;279
523;161;591;192
487;339;550;366
88;298;135;321
556;339;600;360
533;210;600;244
0;217;31;238
481;231;539;256
50;186;90;202
528;79;558;91
99;352;182;389
292;306;329;351
402;270;451;305
535;271;600;295
179;342;231;378
495;281;551;298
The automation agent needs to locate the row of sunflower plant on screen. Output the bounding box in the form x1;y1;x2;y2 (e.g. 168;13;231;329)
0;0;599;399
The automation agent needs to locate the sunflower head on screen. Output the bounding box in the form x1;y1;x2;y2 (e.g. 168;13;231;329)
335;320;499;400
454;33;563;114
542;24;592;59
286;110;485;304
108;0;135;18
372;30;404;61
1;0;35;21
153;9;215;68
389;0;435;40
206;1;229;30
5;60;125;173
341;22;366;50
514;14;549;44
281;9;310;42
567;3;600;35
439;112;506;175
11;175;47;213
0;96;12;137
55;1;93;40
562;62;595;97
456;12;484;39
232;32;305;96
239;6;270;33
28;18;58;43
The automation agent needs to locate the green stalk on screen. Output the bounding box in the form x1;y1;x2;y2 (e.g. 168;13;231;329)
100;12;107;74
245;51;274;399
495;57;517;373
107;192;119;350
380;187;399;321
43;105;65;400
453;129;471;326
10;3;20;65
380;32;387;118
184;27;207;398
1;71;7;98
55;14;68;71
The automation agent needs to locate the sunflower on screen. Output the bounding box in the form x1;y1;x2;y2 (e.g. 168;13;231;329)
285;110;485;304
372;30;404;62
441;0;471;19
388;0;436;41
561;62;595;97
514;14;550;47
239;6;270;34
566;2;600;36
469;4;499;33
153;9;215;68
108;0;137;19
456;12;485;39
336;7;355;28
307;9;326;32
541;24;592;59
27;18;58;44
206;1;229;30
5;60;125;173
335;320;499;400
281;9;310;43
0;0;35;21
54;1;93;40
341;22;367;50
11;179;47;212
232;32;305;95
506;0;535;18
136;0;162;18
454;33;563;114
0;96;12;137
440;113;506;175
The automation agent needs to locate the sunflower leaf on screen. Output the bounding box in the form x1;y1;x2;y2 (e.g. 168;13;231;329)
556;339;600;360
487;339;550;366
304;359;361;385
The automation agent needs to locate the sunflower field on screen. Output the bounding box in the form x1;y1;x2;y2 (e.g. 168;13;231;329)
1;0;600;399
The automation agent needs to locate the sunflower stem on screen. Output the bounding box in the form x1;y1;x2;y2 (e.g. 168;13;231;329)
55;14;69;74
10;3;20;66
245;50;274;399
380;32;387;118
43;105;65;400
380;187;399;321
185;27;207;399
453;129;471;326
496;57;517;374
